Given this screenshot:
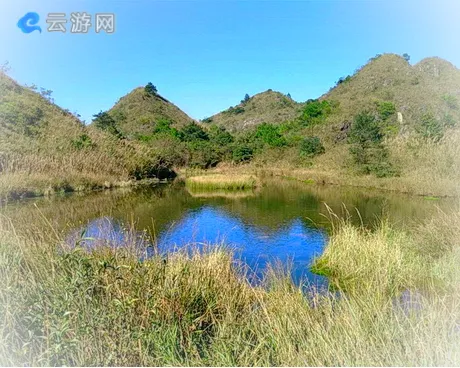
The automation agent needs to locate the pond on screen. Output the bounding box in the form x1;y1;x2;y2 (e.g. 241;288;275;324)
1;178;453;288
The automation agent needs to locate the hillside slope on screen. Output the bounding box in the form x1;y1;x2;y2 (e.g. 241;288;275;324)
207;90;302;132
270;53;460;196
321;54;460;131
0;73;165;198
107;87;194;138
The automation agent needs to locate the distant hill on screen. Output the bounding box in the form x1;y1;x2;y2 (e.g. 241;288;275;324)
2;53;460;198
107;86;194;138
321;53;460;132
206;90;302;132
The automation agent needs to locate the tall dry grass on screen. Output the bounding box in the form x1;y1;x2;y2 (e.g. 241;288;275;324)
185;174;257;190
1;206;460;366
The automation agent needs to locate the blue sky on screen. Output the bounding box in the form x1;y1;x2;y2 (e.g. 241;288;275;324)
1;0;460;123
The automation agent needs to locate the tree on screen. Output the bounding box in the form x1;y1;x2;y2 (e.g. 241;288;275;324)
402;53;410;62
254;123;286;147
39;88;54;103
232;144;253;163
92;111;122;138
145;82;158;95
348;111;398;177
178;122;209;142
299;99;333;126
241;93;250;104
209;124;234;146
287;93;292;99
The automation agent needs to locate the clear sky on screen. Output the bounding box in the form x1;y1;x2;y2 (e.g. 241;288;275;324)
1;0;460;123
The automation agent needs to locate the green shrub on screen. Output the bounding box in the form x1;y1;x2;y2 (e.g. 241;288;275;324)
178;122;209;142
153;119;179;138
442;94;458;110
443;113;457;128
254;123;286;147
225;106;245;115
299;136;325;157
299;99;334;126
348;112;383;145
71;134;94;150
416;113;443;141
348;112;398;177
208;124;234;146
232;144;253;163
376;101;396;120
232;106;245;114
187;140;220;168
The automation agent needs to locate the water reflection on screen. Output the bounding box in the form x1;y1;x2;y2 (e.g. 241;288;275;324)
2;178;454;288
157;206;326;286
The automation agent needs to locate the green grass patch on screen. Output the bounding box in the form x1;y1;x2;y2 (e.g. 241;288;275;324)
424;196;441;201
185;174;257;191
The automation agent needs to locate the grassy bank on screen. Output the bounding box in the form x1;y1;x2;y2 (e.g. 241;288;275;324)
0;172;163;201
199;161;460;198
1;206;460;366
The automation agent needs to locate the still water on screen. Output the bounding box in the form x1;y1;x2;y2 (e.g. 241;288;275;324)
2;178;452;287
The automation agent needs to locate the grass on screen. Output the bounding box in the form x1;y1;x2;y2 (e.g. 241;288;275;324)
185;174;257;191
1;206;460;366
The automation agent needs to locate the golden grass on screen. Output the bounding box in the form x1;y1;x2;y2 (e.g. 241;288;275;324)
185;174;257;190
203;130;460;198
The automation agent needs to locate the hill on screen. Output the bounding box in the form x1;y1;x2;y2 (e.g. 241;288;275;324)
240;53;460;195
0;73;166;199
2;53;460;197
320;53;460;133
106;86;195;138
206;90;302;132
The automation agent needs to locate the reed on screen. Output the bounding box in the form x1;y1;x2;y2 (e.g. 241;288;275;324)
1;208;459;366
185;174;257;190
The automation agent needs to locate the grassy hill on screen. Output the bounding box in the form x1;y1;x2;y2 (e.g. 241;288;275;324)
237;53;460;196
321;54;460;132
206;90;302;132
2;53;460;198
0;73;166;199
106;86;195;138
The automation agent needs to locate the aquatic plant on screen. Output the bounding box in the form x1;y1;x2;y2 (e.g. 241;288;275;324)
185;174;257;190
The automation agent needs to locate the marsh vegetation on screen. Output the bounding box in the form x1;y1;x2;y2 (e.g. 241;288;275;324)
1;182;459;365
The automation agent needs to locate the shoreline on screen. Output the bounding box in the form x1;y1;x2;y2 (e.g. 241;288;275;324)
2;161;459;203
